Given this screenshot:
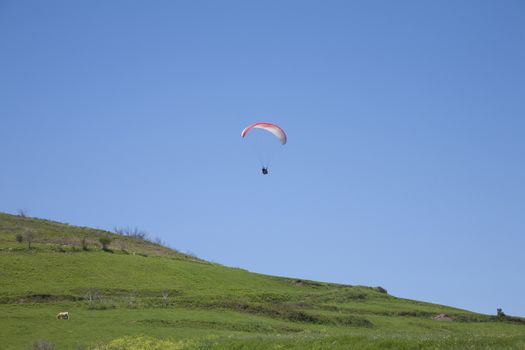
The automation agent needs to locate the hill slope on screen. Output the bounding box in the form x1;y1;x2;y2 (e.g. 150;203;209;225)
1;213;524;349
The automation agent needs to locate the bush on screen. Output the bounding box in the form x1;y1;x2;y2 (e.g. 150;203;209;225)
84;289;100;303
54;245;67;253
113;227;149;241
81;237;89;251
161;290;170;307
87;300;117;310
95;335;194;350
32;340;54;350
375;286;388;294
15;233;23;244
126;293;135;308
99;237;112;251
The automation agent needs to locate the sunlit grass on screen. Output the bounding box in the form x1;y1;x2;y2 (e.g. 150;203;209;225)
1;212;524;349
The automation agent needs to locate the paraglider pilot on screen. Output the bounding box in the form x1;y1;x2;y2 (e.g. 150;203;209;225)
262;167;269;175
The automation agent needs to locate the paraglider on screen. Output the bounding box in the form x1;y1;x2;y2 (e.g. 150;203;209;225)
241;122;287;175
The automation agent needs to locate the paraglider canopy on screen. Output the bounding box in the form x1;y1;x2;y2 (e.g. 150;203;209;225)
241;122;287;145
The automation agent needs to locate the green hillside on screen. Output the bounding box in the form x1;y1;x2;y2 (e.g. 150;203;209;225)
1;212;524;349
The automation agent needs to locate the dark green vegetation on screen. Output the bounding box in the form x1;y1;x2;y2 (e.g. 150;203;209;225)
1;213;524;349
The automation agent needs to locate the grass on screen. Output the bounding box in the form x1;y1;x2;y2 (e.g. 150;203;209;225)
1;212;523;349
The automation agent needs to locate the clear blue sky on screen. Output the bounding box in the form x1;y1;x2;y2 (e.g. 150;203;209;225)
1;1;524;316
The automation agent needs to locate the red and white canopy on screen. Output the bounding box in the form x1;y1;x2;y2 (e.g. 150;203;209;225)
241;122;287;145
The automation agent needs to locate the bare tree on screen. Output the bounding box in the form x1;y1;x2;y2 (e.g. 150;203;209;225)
84;289;99;303
23;230;35;249
17;208;28;217
185;250;198;259
161;290;169;307
114;227;149;240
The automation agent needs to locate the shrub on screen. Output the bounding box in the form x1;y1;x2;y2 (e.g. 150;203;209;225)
95;335;194;350
375;286;388;294
113;227;149;240
15;233;23;244
87;300;116;310
161;290;169;307
99;237;112;251
84;289;100;303
55;245;67;253
185;250;199;259
127;293;135;308
81;237;89;251
32;340;54;350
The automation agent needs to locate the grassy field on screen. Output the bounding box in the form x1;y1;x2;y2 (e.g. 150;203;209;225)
1;212;524;349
